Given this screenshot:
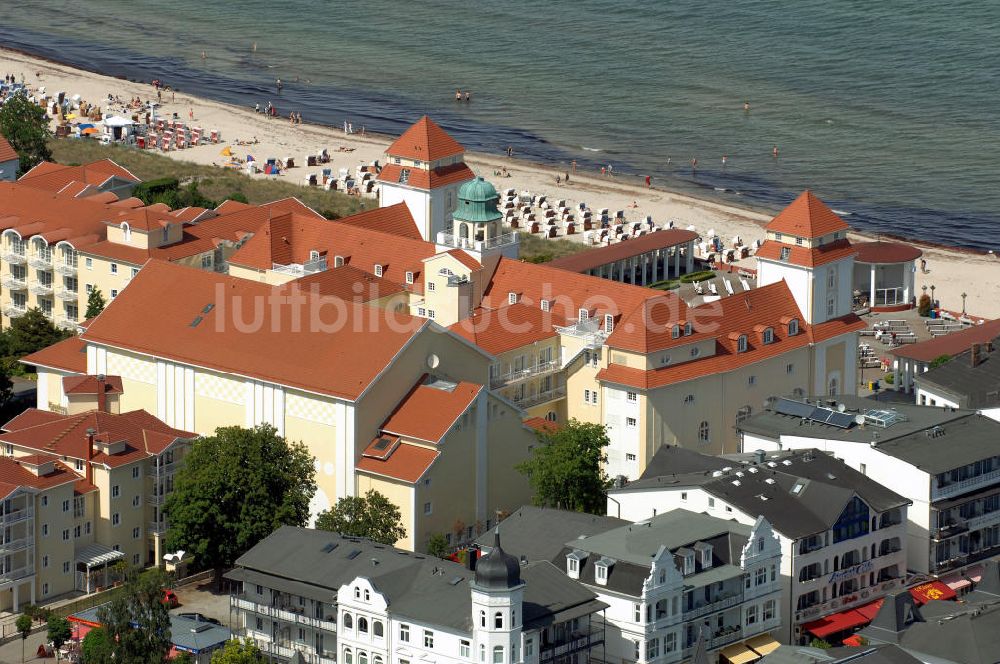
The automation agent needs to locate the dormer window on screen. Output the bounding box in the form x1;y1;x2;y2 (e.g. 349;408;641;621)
774;232;783;241
334;255;345;267
405;271;414;284
568;558;578;573
604;314;614;333
763;328;774;344
795;237;803;246
540;299;550;312
374;264;384;277
672;325;681;339
566;550;586;579
788;318;799;336
684;322;692;336
578;308;589;321
508;292;518;305
779;247;791;261
737;335;748;353
309;250;320;262
676;548;695;576
594;557;613;585
694;542;713;570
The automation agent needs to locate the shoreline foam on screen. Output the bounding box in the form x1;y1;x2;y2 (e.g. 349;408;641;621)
2;45;998;319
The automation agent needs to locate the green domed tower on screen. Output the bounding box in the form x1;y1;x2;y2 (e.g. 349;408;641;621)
453;176;503;244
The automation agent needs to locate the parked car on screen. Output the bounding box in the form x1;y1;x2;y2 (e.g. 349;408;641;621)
162;588;179;608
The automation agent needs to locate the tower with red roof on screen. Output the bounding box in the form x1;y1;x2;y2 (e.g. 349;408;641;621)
756;191;857;325
378;116;476;243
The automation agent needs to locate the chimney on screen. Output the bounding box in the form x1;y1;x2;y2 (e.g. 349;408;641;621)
971;344;981;368
466;546;478;572
96;374;107;413
85;427;97;484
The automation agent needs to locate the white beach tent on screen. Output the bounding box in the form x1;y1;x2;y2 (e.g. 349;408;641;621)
102;115;136;142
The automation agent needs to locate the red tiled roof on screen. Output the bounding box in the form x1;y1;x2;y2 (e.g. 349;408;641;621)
380;376;482;443
523;417;560;434
386;116;465;162
548;229;699;273
377;162;475;190
765;191;850;238
599;306;866;390
74;478;99;495
2;409;68;432
0;409;195;468
853;241;923;264
755;238;857;268
62;375;124;396
445;249;481;271
355;442;439;484
891;318;1000;362
0;134;17;163
277;265;404;302
21;335;88;373
0;457;81;495
19;159;139;193
333;203;422;240
81;260;428;401
449;304;563;355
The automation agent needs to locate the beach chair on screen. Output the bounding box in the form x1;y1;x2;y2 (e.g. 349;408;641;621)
566;223;576;235
740;278;751;291
724;279;735;296
694;282;704;295
210;129;220;143
160;136;171;151
709;282;719;296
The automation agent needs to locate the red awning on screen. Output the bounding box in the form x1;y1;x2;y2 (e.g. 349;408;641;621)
853;599;884;621
909;580;957;605
842;634;865;647
803;609;870;638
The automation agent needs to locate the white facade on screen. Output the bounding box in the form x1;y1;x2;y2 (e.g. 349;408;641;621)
379;179;463;244
610;485;907;644
757;256;853;326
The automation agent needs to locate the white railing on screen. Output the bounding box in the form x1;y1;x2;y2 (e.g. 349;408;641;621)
55;316;79;331
436;231;519;253
28;254;52;270
682;593;743;621
1;274;26;290
55;261;78;276
0;563;35;583
2;304;26;318
1;509;32;525
272;257;327;276
2;249;26;264
234;596;337;632
55;286;78;301
555;318;608;349
513;385;567;409
490;360;559;388
932;468;1000;501
965;510;1000;533
0;537;30;553
30;281;53;296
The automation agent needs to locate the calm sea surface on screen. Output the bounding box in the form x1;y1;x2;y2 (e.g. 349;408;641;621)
2;1;999;248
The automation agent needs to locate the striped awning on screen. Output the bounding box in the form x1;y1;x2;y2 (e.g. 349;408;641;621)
75;543;125;568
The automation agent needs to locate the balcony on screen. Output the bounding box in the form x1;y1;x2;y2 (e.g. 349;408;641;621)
964;509;1000;533
556;317;608;350
0;536;30;553
232;596;338;632
2;304;26;318
0;563;35;583
682;593;743;621
437;231;519;256
148;521;166;535
148;493;166;506
932;542;1000;574
55;286;78;301
932;468;1000;501
272;257;327;277
28;254;53;270
55;261;78;276
2;249;26;265
1;509;32;525
513;385;567;409
540;625;603;662
932;522;968;541
795;578;903;624
491;360;559;388
30;281;53;297
1;274;26;290
55;316;79;331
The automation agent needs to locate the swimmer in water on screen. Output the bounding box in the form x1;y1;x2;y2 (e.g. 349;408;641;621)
743;100;750;111
455;89;462;101
772;145;779;158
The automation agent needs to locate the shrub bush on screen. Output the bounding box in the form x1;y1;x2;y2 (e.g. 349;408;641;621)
679;270;716;284
917;294;932;317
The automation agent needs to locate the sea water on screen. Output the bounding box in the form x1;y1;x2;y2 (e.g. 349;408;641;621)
2;0;998;249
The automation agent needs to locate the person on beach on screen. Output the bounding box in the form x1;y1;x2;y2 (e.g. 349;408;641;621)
188;107;194;121
565;172;570;184
921;258;927;273
571;160;577;172
201;51;206;60
601;166;606;177
645;175;651;188
344;120;348;134
556;175;561;185
506;145;513;157
348;122;353;134
254;102;260;113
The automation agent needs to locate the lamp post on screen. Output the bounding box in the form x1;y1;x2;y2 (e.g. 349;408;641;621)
962;292;967;315
930;285;936;309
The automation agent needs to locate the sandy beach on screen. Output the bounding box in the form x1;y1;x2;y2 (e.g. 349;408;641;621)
3;46;998;319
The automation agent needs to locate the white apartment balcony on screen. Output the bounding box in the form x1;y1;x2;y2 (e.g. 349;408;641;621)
437;231;519;255
148;492;167;506
2;249;26;265
54;260;78;276
491;360;559;388
272;257;327;277
681;592;743;621
556;317;609;350
0;536;31;554
28;254;53;270
1;273;26;290
513;385;567;409
0;563;35;585
148;521;166;535
233;595;338;632
55;286;78;301
55;316;79;331
30;281;53;297
932;468;1000;501
1;507;32;525
2;304;26;318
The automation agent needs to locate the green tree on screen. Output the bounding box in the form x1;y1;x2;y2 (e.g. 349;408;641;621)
15;613;32;664
516;419;611;514
315;489;406;545
165;425;316;587
210;638;266;664
426;533;449;558
930;354;952;369
175;652;196;664
85;288;107;319
5;308;72;360
225;191;249;204
0;92;52;175
0;359;15;411
96;567;171;664
46;615;72;662
918;293;932;317
80;626;113;664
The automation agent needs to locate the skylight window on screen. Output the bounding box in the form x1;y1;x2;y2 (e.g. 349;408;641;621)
791;482;805;495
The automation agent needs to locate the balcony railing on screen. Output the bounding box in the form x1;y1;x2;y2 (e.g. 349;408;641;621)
436;231;519;254
513;385;567;409
0;536;30;553
932;542;1000;574
272;257;327;277
933;468;1000;501
232;596;338;632
28;254;53;270
795;578;903;624
55;316;79;331
964;510;1000;533
490;360;559;388
1;509;32;525
1;274;26;290
0;563;35;583
555;317;608;350
682;592;743;621
30;281;53;296
148;521;166;535
2;304;26;318
55;261;78;276
55;286;78;301
540;625;603;662
2;249;26;265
